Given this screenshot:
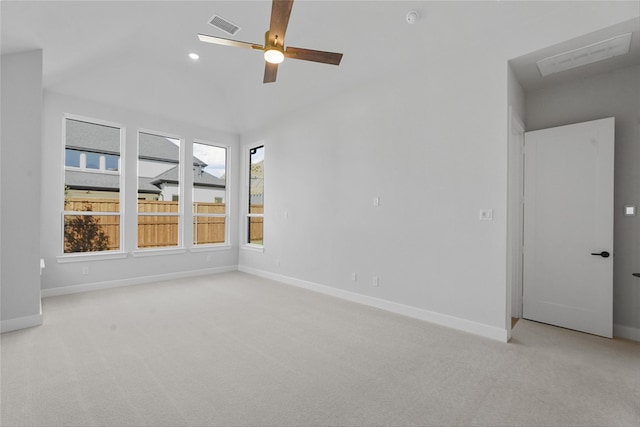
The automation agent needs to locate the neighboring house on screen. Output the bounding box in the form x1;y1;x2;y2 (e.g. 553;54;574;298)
64;119;225;202
151;165;226;203
249;161;263;206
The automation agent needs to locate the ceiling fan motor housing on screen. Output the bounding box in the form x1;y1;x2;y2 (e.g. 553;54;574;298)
264;31;285;64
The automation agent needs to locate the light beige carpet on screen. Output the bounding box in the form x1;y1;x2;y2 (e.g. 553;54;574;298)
1;272;639;426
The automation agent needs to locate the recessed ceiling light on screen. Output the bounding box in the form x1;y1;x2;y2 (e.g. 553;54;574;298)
189;53;200;60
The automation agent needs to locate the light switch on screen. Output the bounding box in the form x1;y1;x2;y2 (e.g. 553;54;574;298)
624;205;636;216
479;209;493;221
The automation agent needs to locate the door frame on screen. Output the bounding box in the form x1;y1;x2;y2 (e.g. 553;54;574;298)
521;118;614;338
506;107;525;334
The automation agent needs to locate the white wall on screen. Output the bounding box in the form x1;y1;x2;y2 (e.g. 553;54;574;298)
240;2;639;341
526;65;640;339
507;65;526;323
193;186;225;204
139;159;174;179
508;65;526;123
1;50;43;331
41;92;240;293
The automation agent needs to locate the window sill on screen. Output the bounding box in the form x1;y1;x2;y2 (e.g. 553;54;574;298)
131;248;186;257
57;251;128;263
241;244;264;253
190;245;232;253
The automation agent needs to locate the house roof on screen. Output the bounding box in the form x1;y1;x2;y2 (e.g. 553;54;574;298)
66;119;206;166
65;170;161;194
66;119;120;155
150;166;225;188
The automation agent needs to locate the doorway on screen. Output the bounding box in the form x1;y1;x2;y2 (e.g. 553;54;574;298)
522;118;615;338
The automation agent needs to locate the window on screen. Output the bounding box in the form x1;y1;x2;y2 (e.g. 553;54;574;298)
138;131;181;249
105;154;119;171
85;152;100;169
65;142;120;173
63;118;122;253
62;116;232;256
65;149;81;168
247;145;264;245
193;142;227;246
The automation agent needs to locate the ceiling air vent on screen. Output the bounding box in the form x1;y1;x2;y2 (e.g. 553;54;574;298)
537;33;632;77
208;14;241;36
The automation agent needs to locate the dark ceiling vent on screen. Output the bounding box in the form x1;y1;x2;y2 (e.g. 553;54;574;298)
208;15;240;36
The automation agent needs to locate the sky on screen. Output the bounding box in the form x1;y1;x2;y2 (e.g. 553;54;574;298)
193;142;226;178
167;138;226;179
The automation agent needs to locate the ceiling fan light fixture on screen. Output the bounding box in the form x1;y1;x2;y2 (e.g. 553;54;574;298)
264;48;284;64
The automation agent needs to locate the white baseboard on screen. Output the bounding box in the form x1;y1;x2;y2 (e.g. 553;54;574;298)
1;301;43;333
41;265;238;297
238;265;509;342
614;324;640;342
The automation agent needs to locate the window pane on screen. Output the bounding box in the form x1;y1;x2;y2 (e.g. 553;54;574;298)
138;132;180;204
64;215;119;253
65;119;120;207
138;132;181;248
193;143;226;208
105;154;119;171
85;152;100;169
193;217;226;245
248;145;264;244
65;149;80;167
248;217;263;245
249;146;264;214
138;215;179;248
192;142;227;246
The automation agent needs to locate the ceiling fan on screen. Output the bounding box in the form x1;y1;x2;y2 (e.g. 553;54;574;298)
198;0;343;83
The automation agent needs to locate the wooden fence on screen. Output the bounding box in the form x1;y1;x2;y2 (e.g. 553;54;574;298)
249;204;264;244
64;198;246;250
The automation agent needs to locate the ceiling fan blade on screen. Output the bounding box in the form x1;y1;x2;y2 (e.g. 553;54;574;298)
268;0;294;45
198;34;262;50
284;46;343;65
264;62;279;83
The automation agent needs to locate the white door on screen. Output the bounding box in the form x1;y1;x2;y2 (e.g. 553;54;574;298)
523;117;614;338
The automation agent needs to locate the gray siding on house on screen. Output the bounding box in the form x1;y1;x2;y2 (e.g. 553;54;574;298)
150;165;226;188
66;119;120;154
66;120;206;166
65;170;160;194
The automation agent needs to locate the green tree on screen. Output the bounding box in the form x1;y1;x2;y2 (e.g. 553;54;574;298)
64;190;110;253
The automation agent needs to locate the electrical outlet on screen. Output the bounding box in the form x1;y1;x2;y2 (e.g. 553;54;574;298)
82;266;89;275
373;196;380;207
372;276;379;287
351;272;357;281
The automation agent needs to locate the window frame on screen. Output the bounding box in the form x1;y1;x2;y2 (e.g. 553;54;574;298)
60;114;125;257
243;144;264;250
136;129;184;251
192;140;230;248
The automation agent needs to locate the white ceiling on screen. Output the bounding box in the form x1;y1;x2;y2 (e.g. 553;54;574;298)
510;16;640;93
2;1;639;133
2;0;432;133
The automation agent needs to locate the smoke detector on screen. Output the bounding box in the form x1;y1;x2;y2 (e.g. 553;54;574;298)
406;11;419;24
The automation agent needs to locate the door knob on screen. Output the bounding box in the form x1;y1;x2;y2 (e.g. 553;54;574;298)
590;251;610;258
